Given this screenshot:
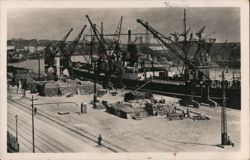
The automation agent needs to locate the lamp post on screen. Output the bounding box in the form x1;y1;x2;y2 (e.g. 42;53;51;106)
31;95;35;152
93;62;97;109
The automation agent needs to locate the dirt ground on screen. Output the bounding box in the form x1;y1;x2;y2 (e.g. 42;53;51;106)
8;87;241;152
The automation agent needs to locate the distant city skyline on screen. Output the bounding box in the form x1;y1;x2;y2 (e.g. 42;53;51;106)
7;7;240;43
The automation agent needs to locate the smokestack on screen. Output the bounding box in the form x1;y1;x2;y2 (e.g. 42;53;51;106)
128;28;131;44
101;22;103;36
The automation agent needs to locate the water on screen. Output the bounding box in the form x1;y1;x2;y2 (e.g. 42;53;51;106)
8;56;241;81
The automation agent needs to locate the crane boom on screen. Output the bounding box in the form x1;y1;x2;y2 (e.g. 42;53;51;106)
55;28;73;51
137;19;190;68
113;16;123;43
85;15;109;54
61;28;74;43
136;19;210;80
67;25;87;56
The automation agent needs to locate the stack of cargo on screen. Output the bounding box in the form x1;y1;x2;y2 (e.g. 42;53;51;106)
152;103;170;116
59;81;77;96
77;81;102;95
124;91;153;102
130;99;150;108
44;82;60;97
106;102;148;119
36;80;103;96
144;102;180;116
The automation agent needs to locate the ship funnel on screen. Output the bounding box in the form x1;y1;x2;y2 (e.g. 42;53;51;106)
128;29;131;44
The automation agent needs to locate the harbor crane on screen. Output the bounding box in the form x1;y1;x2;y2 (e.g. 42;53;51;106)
137;19;201;74
113;16;123;43
112;16;123;56
60;25;87;76
44;28;73;77
86;15;110;60
137;12;217;108
86;15;125;89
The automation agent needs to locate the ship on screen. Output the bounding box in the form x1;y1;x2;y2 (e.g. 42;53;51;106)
44;9;241;109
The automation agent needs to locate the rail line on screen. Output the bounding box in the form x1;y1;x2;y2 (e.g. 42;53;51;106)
8;97;127;152
8;112;73;152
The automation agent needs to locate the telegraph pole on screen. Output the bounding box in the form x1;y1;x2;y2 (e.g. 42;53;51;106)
31;95;35;153
221;69;227;145
93;62;97;109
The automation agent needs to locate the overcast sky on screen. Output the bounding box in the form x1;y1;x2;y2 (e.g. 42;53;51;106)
7;7;240;43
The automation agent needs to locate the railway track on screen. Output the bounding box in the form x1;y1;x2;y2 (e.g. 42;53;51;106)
8;111;73;152
8;97;127;152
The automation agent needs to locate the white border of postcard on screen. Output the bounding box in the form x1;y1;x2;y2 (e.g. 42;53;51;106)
0;0;249;160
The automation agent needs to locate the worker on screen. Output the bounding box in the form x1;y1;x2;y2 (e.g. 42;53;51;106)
17;82;19;93
98;135;102;146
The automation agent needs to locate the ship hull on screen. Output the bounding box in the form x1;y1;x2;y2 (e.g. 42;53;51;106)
73;68;241;110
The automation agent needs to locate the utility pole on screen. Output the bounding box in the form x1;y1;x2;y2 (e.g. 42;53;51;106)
221;68;227;145
93;62;97;109
31;95;35;153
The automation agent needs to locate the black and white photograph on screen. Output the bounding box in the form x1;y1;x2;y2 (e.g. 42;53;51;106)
0;0;249;160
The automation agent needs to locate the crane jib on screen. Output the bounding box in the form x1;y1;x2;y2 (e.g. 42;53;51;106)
136;19;210;80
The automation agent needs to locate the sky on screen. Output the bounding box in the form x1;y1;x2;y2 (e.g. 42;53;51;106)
7;7;240;43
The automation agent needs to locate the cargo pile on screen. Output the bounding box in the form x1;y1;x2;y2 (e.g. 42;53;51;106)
152;103;171;116
144;102;178;116
124;91;153;102
36;80;102;96
129;99;150;108
105;101;148;119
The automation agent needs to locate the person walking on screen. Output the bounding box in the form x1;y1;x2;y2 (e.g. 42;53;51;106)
98;135;102;146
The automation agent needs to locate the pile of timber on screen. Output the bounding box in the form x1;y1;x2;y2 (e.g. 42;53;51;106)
144;102;180;116
152;103;170;116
